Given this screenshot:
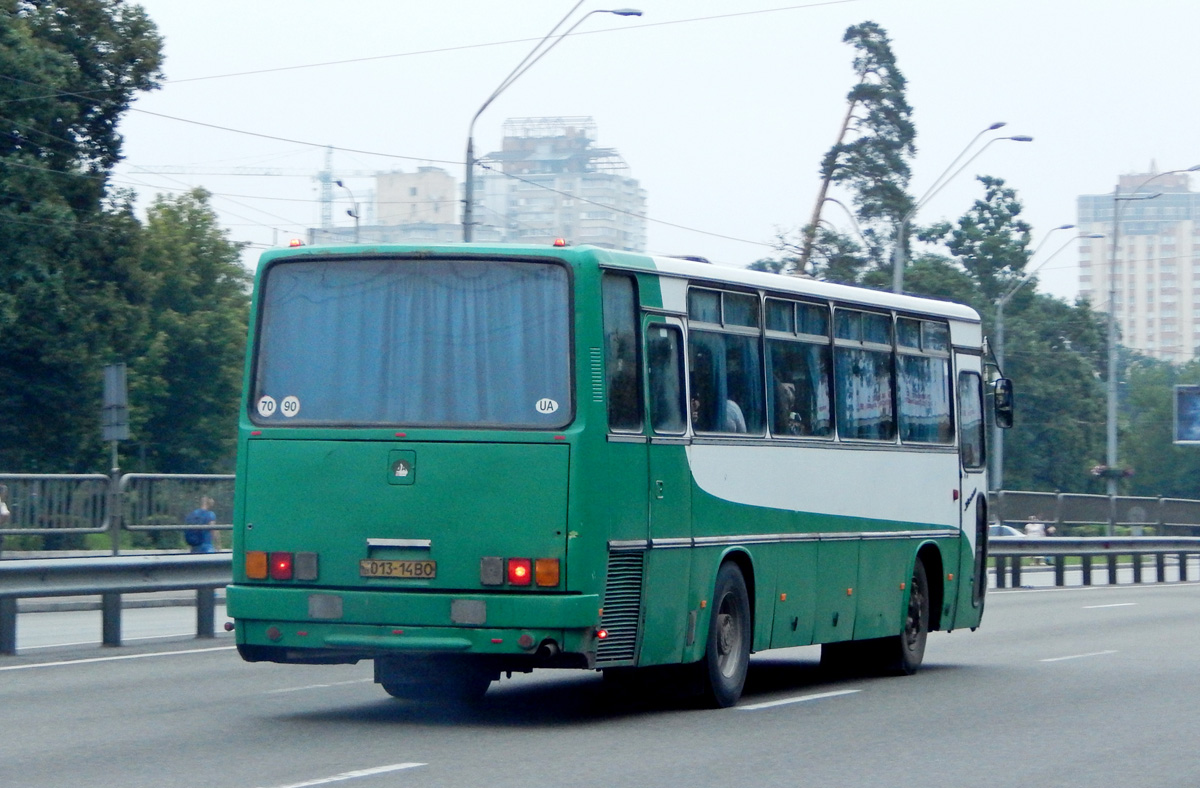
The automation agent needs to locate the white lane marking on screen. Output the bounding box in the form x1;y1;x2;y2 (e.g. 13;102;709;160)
1041;650;1118;663
738;689;861;710
22;632;233;651
1083;603;1138;609
257;763;426;788
0;645;236;671
266;679;373;695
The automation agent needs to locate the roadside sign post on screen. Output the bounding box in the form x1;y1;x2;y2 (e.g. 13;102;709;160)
102;364;130;558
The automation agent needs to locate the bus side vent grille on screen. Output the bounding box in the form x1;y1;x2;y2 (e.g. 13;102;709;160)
596;552;644;665
590;347;604;403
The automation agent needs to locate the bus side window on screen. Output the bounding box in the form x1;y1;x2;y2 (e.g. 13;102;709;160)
647;324;686;434
602;273;642;432
957;371;986;469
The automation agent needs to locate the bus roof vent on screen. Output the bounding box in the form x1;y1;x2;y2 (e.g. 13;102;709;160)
667;255;711;264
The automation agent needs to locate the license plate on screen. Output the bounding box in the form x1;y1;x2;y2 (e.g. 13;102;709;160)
359;559;437;579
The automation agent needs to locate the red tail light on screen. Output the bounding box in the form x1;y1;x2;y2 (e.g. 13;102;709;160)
508;558;532;585
270;552;293;580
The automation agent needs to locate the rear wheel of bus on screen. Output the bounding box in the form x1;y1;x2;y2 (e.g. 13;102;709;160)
884;558;930;675
820;558;930;677
698;561;751;708
375;655;495;703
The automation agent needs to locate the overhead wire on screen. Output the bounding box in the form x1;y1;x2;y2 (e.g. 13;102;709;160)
0;0;863;249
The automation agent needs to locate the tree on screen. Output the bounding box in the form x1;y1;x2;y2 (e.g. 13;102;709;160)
1121;356;1200;500
936;175;1032;304
0;1;163;471
130;189;250;473
797;21;916;275
996;294;1107;492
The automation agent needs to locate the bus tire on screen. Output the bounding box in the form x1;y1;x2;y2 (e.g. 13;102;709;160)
699;561;752;708
882;558;929;675
376;655;493;703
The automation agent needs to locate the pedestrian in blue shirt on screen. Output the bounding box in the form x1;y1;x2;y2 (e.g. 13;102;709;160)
184;496;217;553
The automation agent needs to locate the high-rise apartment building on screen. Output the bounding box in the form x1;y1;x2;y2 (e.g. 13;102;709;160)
308;117;645;251
1077;170;1200;363
472;116;647;251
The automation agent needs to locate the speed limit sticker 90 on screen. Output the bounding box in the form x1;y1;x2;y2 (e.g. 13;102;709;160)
280;395;301;418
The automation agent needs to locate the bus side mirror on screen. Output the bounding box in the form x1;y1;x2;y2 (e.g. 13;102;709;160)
994;378;1014;429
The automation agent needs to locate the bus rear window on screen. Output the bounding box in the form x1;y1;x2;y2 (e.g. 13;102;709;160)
252;257;572;428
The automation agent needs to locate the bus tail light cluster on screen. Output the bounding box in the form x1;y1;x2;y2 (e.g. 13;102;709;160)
245;550;319;581
480;556;560;587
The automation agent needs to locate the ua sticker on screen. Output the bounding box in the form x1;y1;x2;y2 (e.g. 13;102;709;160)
256;396;277;418
281;395;301;418
535;398;559;415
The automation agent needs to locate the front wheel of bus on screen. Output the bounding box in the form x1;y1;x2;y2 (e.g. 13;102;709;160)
884;559;929;675
700;562;751;708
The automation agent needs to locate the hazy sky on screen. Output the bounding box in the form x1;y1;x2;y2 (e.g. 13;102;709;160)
114;0;1200;300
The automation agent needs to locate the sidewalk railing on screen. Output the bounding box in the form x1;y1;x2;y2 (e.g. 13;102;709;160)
991;490;1200;534
0;472;234;555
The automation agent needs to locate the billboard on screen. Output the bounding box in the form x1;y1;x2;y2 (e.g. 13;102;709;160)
1174;384;1200;444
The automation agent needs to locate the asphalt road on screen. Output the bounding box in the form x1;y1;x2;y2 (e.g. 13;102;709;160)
3;583;1199;788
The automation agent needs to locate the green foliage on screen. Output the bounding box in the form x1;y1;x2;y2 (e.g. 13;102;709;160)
937;176;1032;303
130;189;250;473
996;295;1107;492
808;227;869;286
1122;357;1200;499
898;253;981;307
747;257;786;274
0;5;249;476
796;20;915;273
825;21;916;265
0;1;162;472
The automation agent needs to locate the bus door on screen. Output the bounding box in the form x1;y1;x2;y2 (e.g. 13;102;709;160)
954;356;989;617
638;316;693;665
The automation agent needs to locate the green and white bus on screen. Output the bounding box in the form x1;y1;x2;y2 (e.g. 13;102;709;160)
228;242;1012;707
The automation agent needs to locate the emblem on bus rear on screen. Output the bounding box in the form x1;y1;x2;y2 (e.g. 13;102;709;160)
388;450;416;486
536;398;559;414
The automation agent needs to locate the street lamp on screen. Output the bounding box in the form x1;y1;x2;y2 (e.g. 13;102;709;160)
335;179;360;244
822;196;871;250
892;127;1033;293
461;4;643;241
991;229;1104;488
1103;165;1200;515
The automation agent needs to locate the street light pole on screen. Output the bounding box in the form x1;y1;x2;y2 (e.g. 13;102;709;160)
991;229;1104;488
335;179;359;243
892;128;1032;294
462;5;642;241
1104;165;1200;517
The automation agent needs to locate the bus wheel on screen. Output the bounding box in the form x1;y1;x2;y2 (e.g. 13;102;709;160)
883;559;929;675
699;562;751;708
376;655;494;702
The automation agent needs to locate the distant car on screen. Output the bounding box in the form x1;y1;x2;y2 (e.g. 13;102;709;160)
989;524;1024;538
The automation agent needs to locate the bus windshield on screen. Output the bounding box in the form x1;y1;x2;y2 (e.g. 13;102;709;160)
252;256;572;428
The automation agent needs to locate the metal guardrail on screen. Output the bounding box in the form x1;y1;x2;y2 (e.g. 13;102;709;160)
0;553;232;655
989;536;1200;589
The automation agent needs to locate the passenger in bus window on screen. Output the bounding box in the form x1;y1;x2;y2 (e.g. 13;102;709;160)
773;379;803;435
722;398;747;433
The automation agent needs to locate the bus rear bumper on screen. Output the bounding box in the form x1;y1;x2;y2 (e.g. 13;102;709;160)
226;584;601;663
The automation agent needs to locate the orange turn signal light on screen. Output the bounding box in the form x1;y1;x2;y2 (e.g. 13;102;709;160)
535;558;560;587
246;551;268;579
